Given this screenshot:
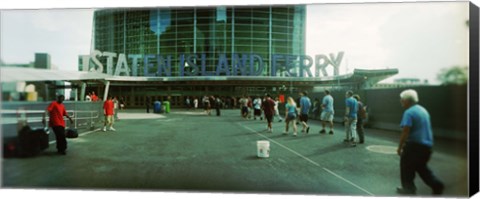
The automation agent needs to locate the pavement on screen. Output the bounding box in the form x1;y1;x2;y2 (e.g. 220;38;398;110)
1;108;469;197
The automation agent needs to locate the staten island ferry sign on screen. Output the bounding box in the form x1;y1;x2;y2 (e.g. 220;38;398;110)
80;50;344;78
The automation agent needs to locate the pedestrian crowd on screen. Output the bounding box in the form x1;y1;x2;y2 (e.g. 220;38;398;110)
42;88;443;196
230;90;366;147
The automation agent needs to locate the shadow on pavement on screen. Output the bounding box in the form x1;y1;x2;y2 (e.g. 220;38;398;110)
243;155;265;160
307;142;350;157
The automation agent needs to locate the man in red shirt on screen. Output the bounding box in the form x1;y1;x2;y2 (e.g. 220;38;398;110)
42;95;73;155
103;95;116;132
262;93;276;133
91;91;98;102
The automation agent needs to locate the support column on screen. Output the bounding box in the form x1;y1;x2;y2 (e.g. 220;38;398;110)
103;81;110;101
80;82;86;101
130;86;134;106
44;81;50;102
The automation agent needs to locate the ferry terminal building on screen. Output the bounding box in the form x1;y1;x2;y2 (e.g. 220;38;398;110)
78;5;398;108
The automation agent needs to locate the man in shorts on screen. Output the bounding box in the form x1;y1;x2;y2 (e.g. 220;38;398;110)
239;95;249;119
253;96;263;120
103;95;116;132
319;89;335;135
262;94;276;133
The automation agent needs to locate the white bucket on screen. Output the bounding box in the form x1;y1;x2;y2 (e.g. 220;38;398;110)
257;140;270;158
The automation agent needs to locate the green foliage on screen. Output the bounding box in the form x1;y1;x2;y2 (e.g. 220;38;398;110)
436;66;468;85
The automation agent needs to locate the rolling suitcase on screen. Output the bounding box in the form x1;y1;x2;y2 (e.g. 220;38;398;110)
31;127;50;151
15;125;50;157
3;137;20;158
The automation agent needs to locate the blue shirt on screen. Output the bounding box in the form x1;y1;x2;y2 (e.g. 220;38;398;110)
299;96;311;114
400;104;433;147
345;97;358;119
322;95;334;113
286;103;297;114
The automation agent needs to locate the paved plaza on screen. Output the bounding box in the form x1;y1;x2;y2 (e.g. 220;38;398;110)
1;109;469;197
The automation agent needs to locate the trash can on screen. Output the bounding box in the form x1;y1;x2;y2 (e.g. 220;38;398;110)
164;101;170;113
153;101;162;113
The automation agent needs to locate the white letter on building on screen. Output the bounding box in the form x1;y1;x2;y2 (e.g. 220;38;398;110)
114;53;130;76
128;54;142;76
80;55;90;72
103;51;117;75
91;50;104;73
329;51;344;76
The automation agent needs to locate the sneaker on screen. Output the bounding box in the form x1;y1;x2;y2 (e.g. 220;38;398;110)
306;127;310;134
343;139;350;142
109;127;116;131
319;129;326;134
102;127;106;132
293;132;298;137
329;130;334;135
283;132;288;135
350;142;357;147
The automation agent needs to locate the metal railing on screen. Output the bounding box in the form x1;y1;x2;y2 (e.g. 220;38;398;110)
1;101;103;138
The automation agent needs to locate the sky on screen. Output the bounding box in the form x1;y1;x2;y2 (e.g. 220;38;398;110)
305;2;470;84
0;0;474;84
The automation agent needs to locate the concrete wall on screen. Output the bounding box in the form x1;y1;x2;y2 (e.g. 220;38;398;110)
308;85;468;141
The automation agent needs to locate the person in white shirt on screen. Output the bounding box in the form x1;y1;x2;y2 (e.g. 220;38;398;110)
274;97;283;122
253;96;263;120
193;97;198;110
85;92;92;101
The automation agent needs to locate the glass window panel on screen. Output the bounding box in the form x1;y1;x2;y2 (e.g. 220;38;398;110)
216;7;227;22
234;17;251;24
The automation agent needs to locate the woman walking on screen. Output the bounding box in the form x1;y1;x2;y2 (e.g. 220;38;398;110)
283;97;298;136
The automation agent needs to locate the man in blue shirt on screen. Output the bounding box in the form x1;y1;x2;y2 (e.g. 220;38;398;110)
344;90;358;147
319;89;335;135
299;91;312;134
396;89;444;195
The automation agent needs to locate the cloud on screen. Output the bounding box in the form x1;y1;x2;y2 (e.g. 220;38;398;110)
1;9;94;70
377;2;469;83
306;2;469;84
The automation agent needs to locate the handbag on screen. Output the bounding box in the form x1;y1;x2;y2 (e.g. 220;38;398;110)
65;128;78;138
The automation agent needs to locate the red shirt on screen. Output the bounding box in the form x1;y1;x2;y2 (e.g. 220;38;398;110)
262;98;276;116
47;101;68;127
103;100;114;115
91;94;98;102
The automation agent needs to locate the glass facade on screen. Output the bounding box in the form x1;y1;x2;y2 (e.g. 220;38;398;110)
93;5;306;77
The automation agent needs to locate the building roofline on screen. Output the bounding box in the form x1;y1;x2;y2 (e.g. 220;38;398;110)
1;66;398;86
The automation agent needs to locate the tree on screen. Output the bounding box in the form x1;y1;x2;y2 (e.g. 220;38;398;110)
436;66;468;85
